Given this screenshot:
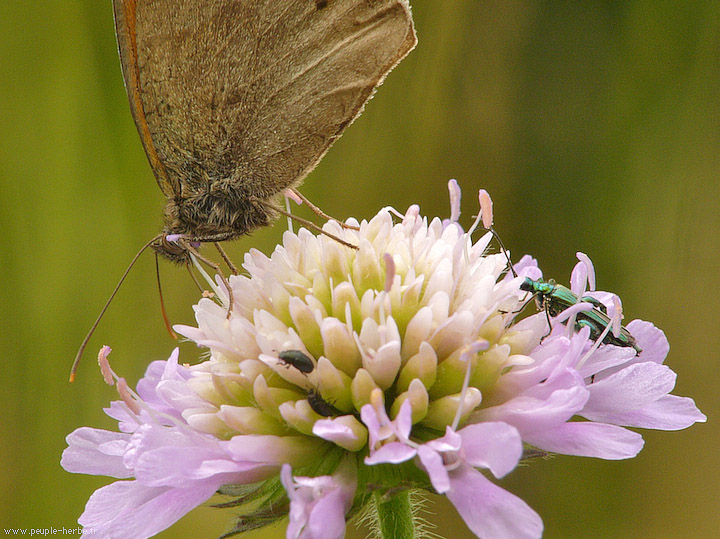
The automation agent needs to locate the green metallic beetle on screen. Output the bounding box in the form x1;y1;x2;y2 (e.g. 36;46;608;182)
473;190;641;354
519;277;642;354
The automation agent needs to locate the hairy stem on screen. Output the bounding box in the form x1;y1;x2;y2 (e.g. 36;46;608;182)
374;489;415;539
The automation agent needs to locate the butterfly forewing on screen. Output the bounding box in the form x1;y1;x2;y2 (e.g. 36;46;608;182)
112;0;416;220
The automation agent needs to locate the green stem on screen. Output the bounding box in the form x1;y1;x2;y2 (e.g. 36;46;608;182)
374;489;415;539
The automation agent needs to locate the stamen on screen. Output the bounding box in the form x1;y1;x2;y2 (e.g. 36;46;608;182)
447;179;461;223
97;345;114;386
402;204;420;225
478;189;494;230
576;252;596;292
284;193;295;233
555;302;594;342
189;253;228;309
577;318;614;370
571;260;589;296
466;209;483;238
284;188;303;205
610;295;623;337
117;378;141;415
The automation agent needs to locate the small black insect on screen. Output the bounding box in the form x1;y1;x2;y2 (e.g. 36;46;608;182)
278;350;315;374
307;390;342;417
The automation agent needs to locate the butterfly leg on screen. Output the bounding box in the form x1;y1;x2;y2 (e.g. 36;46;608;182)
261;199;358;250
182;240;235;319
288;188;361;231
214;242;239;275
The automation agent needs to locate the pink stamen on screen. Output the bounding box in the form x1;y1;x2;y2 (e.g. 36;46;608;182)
554;301;594;324
97;345;114;386
576;252;596;292
284;189;304;205
117;378;141;415
478;189;494;229
447;179;461;223
610;295;623;337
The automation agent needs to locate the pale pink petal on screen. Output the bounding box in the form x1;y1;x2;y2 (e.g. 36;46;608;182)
61;428;132;478
360;401;391;448
479;385;589;434
395;400;413;441
513;255;542;279
575;345;636;379
221;435;322;466
584;363;676;414
525;422;644;459
445;465;543;539
458;422;522;478
627;320;669;364
364;442;416;465
79;479;220;539
312;417;366;449
306;487;348;539
282;462;356;539
417;445;450;493
583;394;706;430
133;445;249;487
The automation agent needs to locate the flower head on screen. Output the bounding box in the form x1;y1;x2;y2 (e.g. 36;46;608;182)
63;182;705;538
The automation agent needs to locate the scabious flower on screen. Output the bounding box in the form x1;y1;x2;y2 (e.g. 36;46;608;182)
63;181;706;539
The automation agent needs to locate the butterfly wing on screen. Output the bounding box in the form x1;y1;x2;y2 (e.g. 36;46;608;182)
113;0;177;196
112;0;416;200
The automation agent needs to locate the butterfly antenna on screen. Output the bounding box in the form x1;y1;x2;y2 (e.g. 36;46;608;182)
155;251;177;340
69;234;162;382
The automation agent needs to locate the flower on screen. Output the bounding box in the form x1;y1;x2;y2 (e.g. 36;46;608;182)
281;458;356;539
63;181;706;538
62;348;322;539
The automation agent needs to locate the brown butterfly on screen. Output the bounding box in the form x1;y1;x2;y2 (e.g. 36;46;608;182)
70;0;415;380
113;0;417;261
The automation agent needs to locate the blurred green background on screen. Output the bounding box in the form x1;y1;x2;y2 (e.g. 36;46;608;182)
1;1;716;537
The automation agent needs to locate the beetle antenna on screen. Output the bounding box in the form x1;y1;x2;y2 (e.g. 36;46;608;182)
489;227;517;278
475;189;517;278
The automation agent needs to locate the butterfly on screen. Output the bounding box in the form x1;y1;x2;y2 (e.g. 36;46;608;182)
113;0;417;261
70;1;415;381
